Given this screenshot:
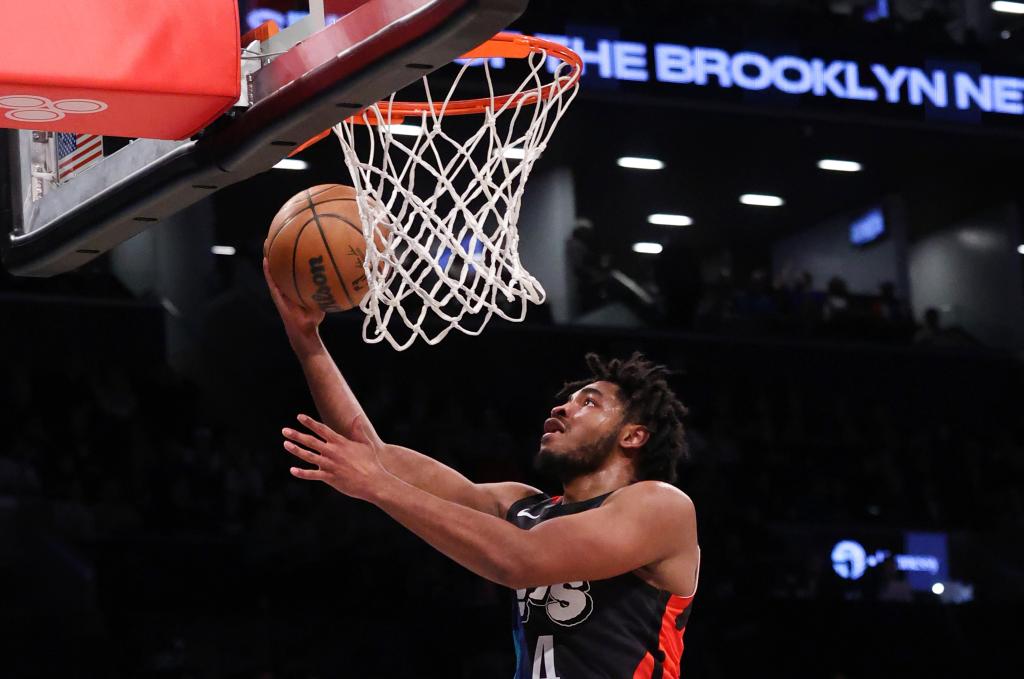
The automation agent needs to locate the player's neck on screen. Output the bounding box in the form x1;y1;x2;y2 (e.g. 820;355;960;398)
560;457;634;504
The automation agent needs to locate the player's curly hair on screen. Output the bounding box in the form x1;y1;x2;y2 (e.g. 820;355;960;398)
558;352;689;484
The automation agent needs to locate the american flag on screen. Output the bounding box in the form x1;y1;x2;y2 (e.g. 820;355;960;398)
56;132;103;181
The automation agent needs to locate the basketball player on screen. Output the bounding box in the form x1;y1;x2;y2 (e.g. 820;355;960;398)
265;259;699;679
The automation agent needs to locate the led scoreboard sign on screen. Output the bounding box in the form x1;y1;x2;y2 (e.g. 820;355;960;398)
503;35;1024;118
243;9;1024;125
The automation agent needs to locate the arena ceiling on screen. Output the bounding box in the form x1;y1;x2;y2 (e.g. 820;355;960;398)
213;0;1024;280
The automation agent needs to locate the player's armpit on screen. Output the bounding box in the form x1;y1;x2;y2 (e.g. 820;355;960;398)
476;481;544;518
504;481;696;589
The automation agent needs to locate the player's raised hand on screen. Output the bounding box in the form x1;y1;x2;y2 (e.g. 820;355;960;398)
263;256;325;348
282;413;388;501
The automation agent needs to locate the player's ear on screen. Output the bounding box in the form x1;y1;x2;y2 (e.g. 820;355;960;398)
619;424;650;451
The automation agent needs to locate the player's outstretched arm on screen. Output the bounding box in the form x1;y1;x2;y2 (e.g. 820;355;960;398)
266;259;537;516
282;416;697;590
264;257;364;438
500;482;697;588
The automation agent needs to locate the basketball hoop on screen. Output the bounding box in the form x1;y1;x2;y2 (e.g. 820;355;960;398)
331;33;582;350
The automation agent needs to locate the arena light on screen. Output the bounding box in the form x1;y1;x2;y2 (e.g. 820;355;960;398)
211;245;236;256
273;158;309;171
1017;244;1024;254
617;156;665;170
740;193;785;207
992;1;1024;14
931;582;945;595
385;123;423;137
502;146;527;160
818;159;863;172
648;213;693;226
632;242;663;254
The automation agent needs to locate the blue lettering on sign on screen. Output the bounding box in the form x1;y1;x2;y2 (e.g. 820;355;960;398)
243;10;1024;119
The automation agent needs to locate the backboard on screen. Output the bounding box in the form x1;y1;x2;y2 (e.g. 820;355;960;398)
0;0;528;277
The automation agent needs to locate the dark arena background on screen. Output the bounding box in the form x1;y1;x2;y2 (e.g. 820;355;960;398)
3;1;1024;677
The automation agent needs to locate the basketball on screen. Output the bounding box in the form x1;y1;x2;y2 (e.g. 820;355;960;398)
264;184;388;313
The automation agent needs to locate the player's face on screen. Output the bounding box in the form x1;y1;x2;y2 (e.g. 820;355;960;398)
535;381;626;482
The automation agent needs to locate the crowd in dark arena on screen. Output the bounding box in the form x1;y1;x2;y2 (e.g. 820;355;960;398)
1;270;1021;676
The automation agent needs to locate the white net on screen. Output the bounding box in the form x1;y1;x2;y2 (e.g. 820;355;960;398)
332;44;580;351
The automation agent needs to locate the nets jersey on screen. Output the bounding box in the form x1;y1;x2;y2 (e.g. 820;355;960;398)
506;491;699;679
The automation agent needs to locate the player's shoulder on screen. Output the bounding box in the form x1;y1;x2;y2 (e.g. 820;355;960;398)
607;480;695;515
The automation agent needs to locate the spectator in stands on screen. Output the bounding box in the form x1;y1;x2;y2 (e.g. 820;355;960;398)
913;308;977;348
565;217;610;316
873;282;909;323
821;276;851;322
655;235;703;329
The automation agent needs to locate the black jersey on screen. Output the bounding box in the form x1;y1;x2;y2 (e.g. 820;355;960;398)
505;491;698;679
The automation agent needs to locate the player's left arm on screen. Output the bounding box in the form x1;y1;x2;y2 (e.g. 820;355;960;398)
370;474;695;589
280;415;694;588
502;481;696;588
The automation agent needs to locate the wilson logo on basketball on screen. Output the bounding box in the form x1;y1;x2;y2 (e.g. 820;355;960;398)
308;256;339;311
266;184;383;314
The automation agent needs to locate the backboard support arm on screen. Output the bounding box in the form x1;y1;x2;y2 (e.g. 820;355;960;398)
261;0;326;61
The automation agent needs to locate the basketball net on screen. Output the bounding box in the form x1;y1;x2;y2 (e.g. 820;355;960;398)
332;34;581;350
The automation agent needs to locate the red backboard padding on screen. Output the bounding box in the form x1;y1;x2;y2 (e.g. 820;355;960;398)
0;1;240;140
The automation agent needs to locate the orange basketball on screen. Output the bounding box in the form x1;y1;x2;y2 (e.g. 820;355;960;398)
264;184;388;313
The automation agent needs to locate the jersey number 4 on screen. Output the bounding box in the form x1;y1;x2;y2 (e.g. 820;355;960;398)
532;635;560;679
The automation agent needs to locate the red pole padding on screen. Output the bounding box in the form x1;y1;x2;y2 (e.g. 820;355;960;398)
0;0;240;140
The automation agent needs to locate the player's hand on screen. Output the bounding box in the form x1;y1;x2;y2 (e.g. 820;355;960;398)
263;256;325;350
281;413;388;501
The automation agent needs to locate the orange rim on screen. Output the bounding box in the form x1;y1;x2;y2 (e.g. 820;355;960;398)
348;32;583;126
